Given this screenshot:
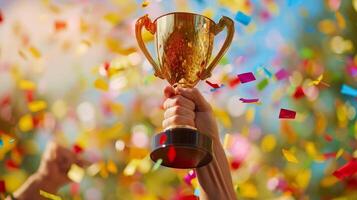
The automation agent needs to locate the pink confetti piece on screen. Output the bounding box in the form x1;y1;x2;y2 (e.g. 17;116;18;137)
275;69;289;80
237;72;256;83
279;108;296;119
205;80;220;88
333;159;357;179
239;98;259;103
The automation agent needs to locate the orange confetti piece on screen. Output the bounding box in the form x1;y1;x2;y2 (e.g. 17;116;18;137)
54;20;67;31
282;148;299;163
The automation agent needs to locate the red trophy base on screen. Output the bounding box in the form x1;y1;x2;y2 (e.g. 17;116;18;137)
150;127;213;169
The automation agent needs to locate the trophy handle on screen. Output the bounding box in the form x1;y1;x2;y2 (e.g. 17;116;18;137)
135;15;164;79
200;16;234;80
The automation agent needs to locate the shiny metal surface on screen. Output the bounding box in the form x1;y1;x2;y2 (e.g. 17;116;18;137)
136;12;234;88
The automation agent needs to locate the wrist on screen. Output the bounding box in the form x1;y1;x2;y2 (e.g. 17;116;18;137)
32;172;60;193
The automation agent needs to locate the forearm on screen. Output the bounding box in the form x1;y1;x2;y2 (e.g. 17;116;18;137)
13;173;59;200
196;138;236;200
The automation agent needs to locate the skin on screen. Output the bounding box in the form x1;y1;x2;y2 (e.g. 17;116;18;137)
163;86;237;200
9;141;89;200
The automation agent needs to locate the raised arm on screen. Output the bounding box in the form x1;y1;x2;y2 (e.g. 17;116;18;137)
163;86;236;200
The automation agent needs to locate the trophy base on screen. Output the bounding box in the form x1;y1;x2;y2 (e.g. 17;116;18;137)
150;127;213;169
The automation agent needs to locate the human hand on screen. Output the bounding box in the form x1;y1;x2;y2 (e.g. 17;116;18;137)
162;85;219;142
36;141;89;190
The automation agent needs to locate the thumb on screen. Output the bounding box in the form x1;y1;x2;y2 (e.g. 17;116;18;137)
164;85;176;98
176;87;211;112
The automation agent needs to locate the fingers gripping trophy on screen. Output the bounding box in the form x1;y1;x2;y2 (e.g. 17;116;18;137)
135;12;234;169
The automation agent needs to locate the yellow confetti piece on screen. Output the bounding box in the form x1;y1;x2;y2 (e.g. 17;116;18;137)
308;74;323;86
67;164;84;183
19;79;36;90
354;0;357;12
18;114;34;132
318;19;336;35
223;133;232;149
261;134;276;153
296;169;311;189
336;148;344;159
107;160;118;174
213;107;232;128
94;78;109;91
39;190;62;200
123;159;140;176
282;148;299;163
87;163;100;176
104;13;121;25
29;46;41;58
142;0;149;7
245;107;255;123
28;100;47;112
239;182;258;198
105;38;136;55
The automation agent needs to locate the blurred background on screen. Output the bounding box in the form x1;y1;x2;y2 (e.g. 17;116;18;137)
0;0;357;199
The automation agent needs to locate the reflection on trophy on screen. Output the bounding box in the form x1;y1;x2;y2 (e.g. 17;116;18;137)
135;12;234;169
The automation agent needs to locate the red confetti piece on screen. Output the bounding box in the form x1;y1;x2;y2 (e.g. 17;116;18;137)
5;159;19;170
279;108;296;119
293;86;305;99
0;10;3;24
179;195;199;200
324;134;333;142
168;146;176;162
72;144;83;154
239;98;259;103
54;20;67;31
231;160;241;170
159;134;167;145
0;180;5;193
228;77;240;88
25;90;34;102
205;80;220;88
333;159;357;179
237;72;256;83
323;152;336;159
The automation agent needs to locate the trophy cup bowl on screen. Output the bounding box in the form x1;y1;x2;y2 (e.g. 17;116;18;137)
135;12;234;168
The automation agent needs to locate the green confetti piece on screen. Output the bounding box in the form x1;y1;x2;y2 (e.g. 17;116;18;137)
257;78;269;91
152;158;163;171
300;47;313;59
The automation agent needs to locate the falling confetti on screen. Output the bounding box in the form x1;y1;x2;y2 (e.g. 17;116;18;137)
235;11;251;26
28;100;47;112
279;108;296;119
282;148;299;163
239;98;259;103
256;78;269;91
54;20;67;31
39;190;62;200
333;159;357;179
274;68;289;80
142;0;149;7
205;80;220;89
67;164;85;183
237;72;256;83
340;84;357;97
0;139;3;148
152;158;163;171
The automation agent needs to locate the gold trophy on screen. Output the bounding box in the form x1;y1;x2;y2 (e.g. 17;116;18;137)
135;12;234;168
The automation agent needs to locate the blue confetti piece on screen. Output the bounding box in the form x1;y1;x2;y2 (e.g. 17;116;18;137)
194;188;200;196
341;84;357;97
234;11;251;26
0;139;3;148
263;67;273;78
